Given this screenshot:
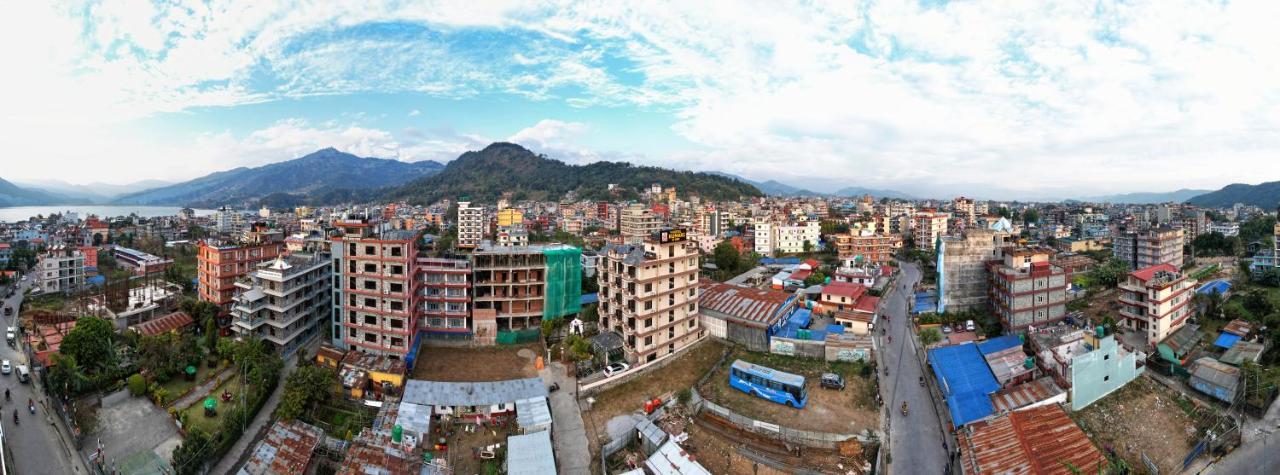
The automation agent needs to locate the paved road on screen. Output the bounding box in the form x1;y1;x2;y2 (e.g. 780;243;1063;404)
541;362;590;475
880;261;948;474
1207;430;1280;475
1;275;87;474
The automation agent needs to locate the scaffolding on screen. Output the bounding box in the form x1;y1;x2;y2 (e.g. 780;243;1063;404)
542;246;582;320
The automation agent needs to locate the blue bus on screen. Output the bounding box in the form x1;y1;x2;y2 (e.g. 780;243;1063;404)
728;359;808;408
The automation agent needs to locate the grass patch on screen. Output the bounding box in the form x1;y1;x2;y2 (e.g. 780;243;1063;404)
180;377;244;435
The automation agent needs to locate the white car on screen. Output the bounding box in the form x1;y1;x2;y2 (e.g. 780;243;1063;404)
1;360;11;375
603;363;630;377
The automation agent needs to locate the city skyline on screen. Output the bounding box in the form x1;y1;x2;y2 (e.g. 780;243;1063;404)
5;1;1280;200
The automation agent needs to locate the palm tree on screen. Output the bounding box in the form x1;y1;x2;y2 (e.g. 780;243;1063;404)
49;353;89;396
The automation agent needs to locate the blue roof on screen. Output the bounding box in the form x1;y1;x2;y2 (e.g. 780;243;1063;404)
774;308;825;340
1214;332;1242;350
579;294;599;305
928;343;1000;426
976;334;1023;355
760;257;802;265
1197;279;1231;295
913;291;938;315
826;324;846;334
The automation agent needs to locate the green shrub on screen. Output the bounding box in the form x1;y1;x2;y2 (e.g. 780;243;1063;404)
127;374;146;396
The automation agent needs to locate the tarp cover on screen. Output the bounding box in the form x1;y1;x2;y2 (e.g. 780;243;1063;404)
542;246;583;319
1213;332;1241;350
929;343;1001;426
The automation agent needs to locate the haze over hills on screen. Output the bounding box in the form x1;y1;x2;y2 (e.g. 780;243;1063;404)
15;179;173;204
113;148;444;207
1077;189;1212;205
710;172;914;199
388;142;762;204
1187;181;1280;209
0;178;89;207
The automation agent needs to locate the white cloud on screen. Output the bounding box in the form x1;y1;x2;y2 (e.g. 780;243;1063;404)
7;1;1280;197
408;109;421;117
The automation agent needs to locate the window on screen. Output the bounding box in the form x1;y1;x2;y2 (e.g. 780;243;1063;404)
365;245;376;255
644;301;653;310
644;335;652;346
363;298;376;307
390;301;403;311
1103;375;1110;382
363;280;376;290
390;319;404;329
348;277;356;290
645;282;653;293
645;318;653;328
391;265;404;275
391;247;402;257
390;283;403;293
1104;354;1110;361
363;332;377;343
364;263;377;273
390;337;404;347
689;319;697;329
364;315;378;325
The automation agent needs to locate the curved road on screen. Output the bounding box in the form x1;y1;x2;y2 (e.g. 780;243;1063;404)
880;261;949;474
2;275;85;474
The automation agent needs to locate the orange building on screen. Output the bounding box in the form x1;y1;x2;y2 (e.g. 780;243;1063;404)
197;227;284;313
334;220;420;358
77;246;99;268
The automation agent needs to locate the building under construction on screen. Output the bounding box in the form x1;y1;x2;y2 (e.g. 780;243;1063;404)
937;228;1013;314
472;242;582;332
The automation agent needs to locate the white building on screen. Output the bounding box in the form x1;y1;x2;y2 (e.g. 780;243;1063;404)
774;222;820;254
1207;222;1240;237
37;245;85;293
457;201;484;249
230;251;332;356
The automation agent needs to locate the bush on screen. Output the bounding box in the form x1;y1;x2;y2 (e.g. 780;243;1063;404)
676;389;692;406
127;374;146;396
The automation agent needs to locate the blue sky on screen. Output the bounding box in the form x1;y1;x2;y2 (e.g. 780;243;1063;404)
3;1;1280;200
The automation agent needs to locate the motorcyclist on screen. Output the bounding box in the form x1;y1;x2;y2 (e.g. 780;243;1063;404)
901;402;908;415
4;388;8;400
12;409;16;424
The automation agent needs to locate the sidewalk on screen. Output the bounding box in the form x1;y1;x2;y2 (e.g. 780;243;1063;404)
208;353;300;474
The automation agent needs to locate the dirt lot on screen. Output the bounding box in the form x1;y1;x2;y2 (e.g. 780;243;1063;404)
412;343;541;381
1076;288;1120;324
585;340;727;453
1074;376;1207;473
698;348;878;435
433;417;514;475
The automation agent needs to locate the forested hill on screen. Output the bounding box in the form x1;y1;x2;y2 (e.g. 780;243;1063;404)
1187;181;1280;209
386;142;763;204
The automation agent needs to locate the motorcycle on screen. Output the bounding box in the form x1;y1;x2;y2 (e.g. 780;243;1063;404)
27;399;34;414
901;402;909;416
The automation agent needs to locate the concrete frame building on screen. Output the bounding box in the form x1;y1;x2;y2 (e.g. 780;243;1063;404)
953;196;976;225
112;246;173;276
456;201;484;249
937;229;1013;314
1113;227;1184;270
418;257;472;337
334;220;420;358
471;244;549;331
620;203;662;244
1118;263;1196;347
197;227;285;313
988;246;1069;331
37;245;85;294
832;230;903;265
231;250;332;356
913;211;951;251
598;229;703;364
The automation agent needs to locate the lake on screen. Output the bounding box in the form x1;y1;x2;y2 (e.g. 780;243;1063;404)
0;205;216;223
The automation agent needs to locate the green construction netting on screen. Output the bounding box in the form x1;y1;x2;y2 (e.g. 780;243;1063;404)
542;246;583;320
496;328;542;345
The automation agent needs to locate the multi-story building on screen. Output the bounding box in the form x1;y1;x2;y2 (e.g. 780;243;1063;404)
953;197;976;225
1207;222;1240;237
774;222;820;254
230;249;332;356
1113;227;1184;270
753;221;774;255
495;224;529;248
334;220;419;358
471;243;578;332
598;229;703;364
36;245;85;293
1118;263;1196;347
197;227;285;313
456;201;484;249
0;242;12;267
913;211;951;251
113;246;173;276
213;206;246;234
417;257;472;337
832;230;904;265
496;208;523;228
620;203;661;244
987;246;1068;331
937;229;1013;313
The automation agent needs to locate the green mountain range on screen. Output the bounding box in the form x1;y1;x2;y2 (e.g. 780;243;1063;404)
387;142;762;204
1186;181;1280;209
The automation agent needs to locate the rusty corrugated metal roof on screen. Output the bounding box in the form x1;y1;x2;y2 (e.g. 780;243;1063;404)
241;419;323;475
698;282;792;327
959;404;1104;475
990;378;1063;413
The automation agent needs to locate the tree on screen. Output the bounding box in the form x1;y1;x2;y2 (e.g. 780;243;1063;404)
127;374;147;395
171;429;214;475
712;241;741;273
919;328;942;346
803;240;814;254
276;364;337;420
59;316;117;373
205;319;218;351
49;353;89;395
1086;258;1130;288
1022;209;1040;224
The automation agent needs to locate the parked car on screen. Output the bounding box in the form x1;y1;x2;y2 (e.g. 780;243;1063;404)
820;373;845;390
941;325;952;334
603;363;630;377
1;360;10;375
16;365;29;383
965;319;975;332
